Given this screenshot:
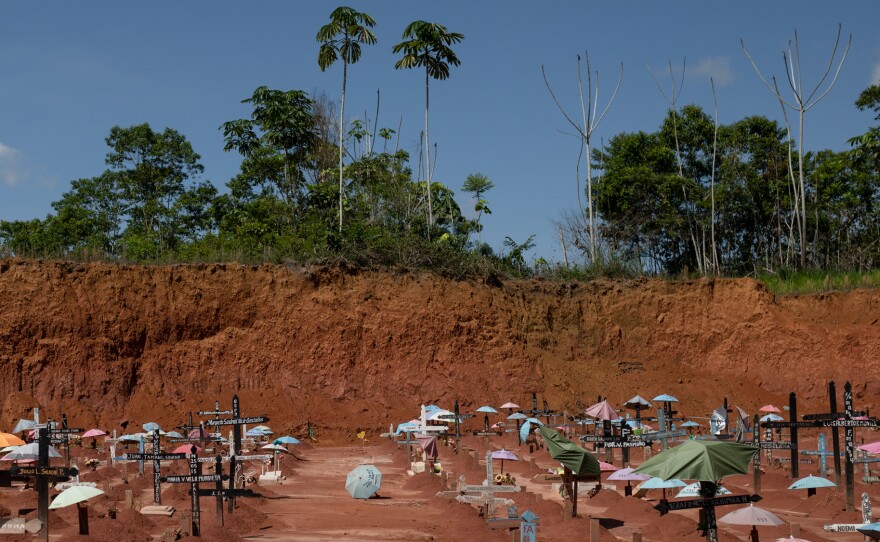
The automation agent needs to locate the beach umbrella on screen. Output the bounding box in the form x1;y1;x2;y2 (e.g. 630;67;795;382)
675;481;732;498
345;464;382;499
519;420;533;443
507;413;527;420
274;436;300;445
500;402;520;410
720;503;785;542
608;467;651;482
427;409;454;421
681;421;701;428
525;417;544;426
760;413;784;422
118;434;143;443
246;428;270;437
49;486;105;510
142;422;160;432
171;444;200;456
640;477;686;500
538;426;600;476
12;419;36;434
0;433;25;447
788;475;836;493
598;461;618;472
624;395;653;409
165;431;184;439
634;440;758;481
81;429;106;438
491;449;518;474
858;441;880;454
585;400;619;421
252;425;272;433
857;523;880;539
260;444;287;452
2;442;62;461
414;434;438;460
653;394;679;403
476;406;498;414
759;404;782;413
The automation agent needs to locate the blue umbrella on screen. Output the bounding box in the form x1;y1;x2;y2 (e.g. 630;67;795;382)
246;428;270;437
525;418;545;426
519;420;533;443
681;421;701;427
476;406;498;414
641;477;686;489
788;475;836;490
653;394;679;402
345;465;382;499
274;436;301;445
165;431;184;439
857;522;880;539
759;413;784;422
142;422;160;432
507;412;527;420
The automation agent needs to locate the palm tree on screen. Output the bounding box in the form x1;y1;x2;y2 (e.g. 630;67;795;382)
317;6;377;233
392;20;463;236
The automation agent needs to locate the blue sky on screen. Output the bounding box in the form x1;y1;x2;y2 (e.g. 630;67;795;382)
1;2;878;262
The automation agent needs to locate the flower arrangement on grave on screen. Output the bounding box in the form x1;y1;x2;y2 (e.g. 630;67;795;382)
85;458;101;471
494;473;516;485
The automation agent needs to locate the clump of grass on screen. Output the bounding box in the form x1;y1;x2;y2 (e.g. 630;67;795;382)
758;269;880;295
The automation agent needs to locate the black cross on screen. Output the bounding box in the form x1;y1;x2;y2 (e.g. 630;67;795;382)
122;429;187;504
160;446;224;537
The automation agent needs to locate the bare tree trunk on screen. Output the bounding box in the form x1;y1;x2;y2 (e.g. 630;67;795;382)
424;66;433;234
338;60;347;233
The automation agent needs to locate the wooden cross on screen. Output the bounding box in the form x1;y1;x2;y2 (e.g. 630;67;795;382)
160;446;225;537
455;451;521;518
121;429;186;504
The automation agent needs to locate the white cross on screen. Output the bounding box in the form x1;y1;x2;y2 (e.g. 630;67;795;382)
418;405;450;433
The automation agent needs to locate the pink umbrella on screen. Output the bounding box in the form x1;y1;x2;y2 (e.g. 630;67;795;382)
414;434;438;460
607;467;651;481
491;449;518;474
81;429;106;438
759;404;782;413
585;400;620;421
500;402;520;410
598;461;618;472
858;441;880;454
172;444;200;456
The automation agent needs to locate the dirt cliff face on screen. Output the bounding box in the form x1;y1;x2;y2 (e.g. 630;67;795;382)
0;259;878;439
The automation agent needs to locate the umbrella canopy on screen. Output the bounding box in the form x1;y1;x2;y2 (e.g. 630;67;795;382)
414;434;438;459
598;461;618;472
476;406;498;414
538;426;600;476
500;402;520;409
118;434;144;442
641;477;686;489
171;445;200;456
607;467;651;482
142;422;160;432
624;395;653;410
633;440;758;481
11;419;36;433
759;404;782;413
858;441;880;454
760;413;784;422
346;465;382;499
261;444;287;452
165;431;184;439
2;442;62;461
427;409;454;421
719;504;785;526
775;538;812;542
274;436;301;445
788;475;836;490
585;400;620;421
680;421;701;428
507;412;527;420
81;429;106;439
525;417;545;425
49;486;105;510
491;449;518;461
246;428;270;437
519;420;533;442
0;433;25;447
653;394;679;402
675;481;732;498
857;523;880;539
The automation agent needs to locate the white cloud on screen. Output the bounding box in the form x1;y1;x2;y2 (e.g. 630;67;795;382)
0;143;25;186
690;56;734;86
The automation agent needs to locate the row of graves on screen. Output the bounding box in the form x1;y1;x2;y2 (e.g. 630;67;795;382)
0;394;286;539
388;383;880;542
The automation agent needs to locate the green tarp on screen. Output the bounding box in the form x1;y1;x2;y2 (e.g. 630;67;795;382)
633;439;758;481
538;426;600;476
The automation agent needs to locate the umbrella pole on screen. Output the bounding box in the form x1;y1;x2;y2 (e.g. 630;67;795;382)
77;502;89;536
749;525;758;542
572;477;578;517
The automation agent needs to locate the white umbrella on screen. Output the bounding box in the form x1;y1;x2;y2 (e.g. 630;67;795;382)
261;443;288;452
675;481;732;498
12;419;36;433
719;504;785;533
49;486;105;509
1;442;62;461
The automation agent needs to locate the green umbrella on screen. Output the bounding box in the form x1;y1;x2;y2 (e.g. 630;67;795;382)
538;426;600;476
633;440;757;482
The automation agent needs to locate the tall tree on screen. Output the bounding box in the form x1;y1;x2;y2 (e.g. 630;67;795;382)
742;24;851;267
317;6;377;233
393;20;464;236
461;172;494;241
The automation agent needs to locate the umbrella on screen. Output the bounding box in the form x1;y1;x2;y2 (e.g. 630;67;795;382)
640;477;686;500
585;400;620;421
858;441;880;454
788;475;836;490
857;523;880;539
507;412;527;420
624;395;653;409
476;406;498;414
261;444;287;452
760;413;784;422
0;433;25;447
165;431;184;439
12;419;36;434
653;394;679;403
246;428;270;437
519;420;533;443
252;425;273;434
171;445;200;456
118;434;143;443
274;436;301;445
500;402;520;410
427;409;454;421
414;434;438;460
633;440;758;481
2;442;62;461
525;417;544;425
49;486;105;510
720;504;784;526
759;404;782;413
346;464;382;499
598;461;618;472
81;429;106;438
142;422;160;432
681;421;701;428
491;449;518;474
608;467;651;482
675;481;732;498
538;426;600;476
